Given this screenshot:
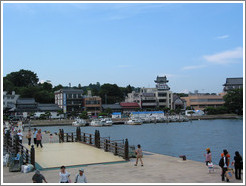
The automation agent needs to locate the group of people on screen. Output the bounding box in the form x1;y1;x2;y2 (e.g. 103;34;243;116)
204;148;243;182
32;166;87;183
26;128;43;148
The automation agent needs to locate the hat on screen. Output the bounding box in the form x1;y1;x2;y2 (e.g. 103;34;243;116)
35;170;40;174
206;148;210;151
79;168;84;172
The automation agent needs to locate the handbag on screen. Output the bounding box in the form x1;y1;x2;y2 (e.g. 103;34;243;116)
225;168;234;180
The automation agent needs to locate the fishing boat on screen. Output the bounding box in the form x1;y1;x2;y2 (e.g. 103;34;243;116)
72;119;87;127
126;119;142;125
90;119;103;127
100;118;113;126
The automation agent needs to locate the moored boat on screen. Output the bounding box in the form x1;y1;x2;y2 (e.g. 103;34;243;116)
100;118;113;126
90;119;103;127
126;119;142;125
72;119;87;126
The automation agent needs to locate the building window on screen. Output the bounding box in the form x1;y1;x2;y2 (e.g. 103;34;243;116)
158;93;167;97
159;99;166;103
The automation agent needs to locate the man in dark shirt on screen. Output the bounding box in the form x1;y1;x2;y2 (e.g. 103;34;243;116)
32;170;47;183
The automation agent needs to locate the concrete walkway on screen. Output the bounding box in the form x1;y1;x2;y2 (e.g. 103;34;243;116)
3;151;244;183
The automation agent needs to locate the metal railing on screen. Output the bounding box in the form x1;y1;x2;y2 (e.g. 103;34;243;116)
4;133;35;168
59;128;129;160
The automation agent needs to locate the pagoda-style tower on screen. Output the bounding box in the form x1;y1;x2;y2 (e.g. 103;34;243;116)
155;76;170;90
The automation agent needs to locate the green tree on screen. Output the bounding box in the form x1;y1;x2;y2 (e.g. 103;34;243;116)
223;88;243;115
3;78;15;93
79;111;88;119
41;82;52;91
4;69;39;87
53;84;63;91
99;83;124;104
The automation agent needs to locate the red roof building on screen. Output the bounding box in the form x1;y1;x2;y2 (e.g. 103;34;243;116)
120;102;140;112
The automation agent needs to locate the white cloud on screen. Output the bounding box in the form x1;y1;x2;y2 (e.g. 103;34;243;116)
182;65;206;71
203;47;243;64
216;35;229;39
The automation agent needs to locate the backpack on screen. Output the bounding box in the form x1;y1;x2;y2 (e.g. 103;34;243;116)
219;157;224;168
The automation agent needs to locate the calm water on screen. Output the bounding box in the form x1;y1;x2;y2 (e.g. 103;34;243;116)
34;119;243;165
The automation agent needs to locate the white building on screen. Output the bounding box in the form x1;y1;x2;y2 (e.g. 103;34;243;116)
3;91;20;110
125;76;173;109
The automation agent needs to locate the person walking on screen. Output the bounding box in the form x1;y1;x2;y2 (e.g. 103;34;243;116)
204;148;212;166
59;166;70;183
36;129;43;148
74;168;87;183
17;129;23;144
135;144;144;166
232;151;242;180
26;129;32;146
33;128;37;145
32;170;48;183
219;149;230;182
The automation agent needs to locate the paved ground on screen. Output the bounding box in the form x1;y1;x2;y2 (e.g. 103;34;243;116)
23;142;124;169
3;129;244;183
3;150;244;183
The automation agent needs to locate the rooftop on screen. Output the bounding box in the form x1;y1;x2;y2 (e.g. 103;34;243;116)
102;104;122;109
223;77;243;86
120;102;140;108
38;104;62;111
16;98;36;104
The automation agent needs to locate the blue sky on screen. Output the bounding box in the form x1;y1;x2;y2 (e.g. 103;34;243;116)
3;2;244;93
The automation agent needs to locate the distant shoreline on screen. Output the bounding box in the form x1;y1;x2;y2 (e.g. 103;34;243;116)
187;114;242;120
19;114;243;127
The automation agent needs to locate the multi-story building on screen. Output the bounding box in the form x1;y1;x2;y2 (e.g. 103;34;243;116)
181;93;225;110
83;96;102;116
55;88;84;114
3;91;20;110
125;76;173;109
223;77;243;92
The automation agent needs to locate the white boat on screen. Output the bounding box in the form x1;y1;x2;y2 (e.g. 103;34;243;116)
72;119;87;126
90;119;103;127
126;119;142;125
100;118;113;126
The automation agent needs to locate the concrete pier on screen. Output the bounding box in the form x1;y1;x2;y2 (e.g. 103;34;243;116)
3;150;243;183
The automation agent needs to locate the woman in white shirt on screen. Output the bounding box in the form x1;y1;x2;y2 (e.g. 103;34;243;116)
59;166;70;183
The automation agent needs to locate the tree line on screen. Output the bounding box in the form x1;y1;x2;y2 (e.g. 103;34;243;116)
3;69;136;104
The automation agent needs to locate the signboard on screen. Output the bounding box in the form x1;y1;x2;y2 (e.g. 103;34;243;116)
63;93;67;113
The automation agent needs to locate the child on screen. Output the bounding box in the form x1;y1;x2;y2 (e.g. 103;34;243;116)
49;133;53;143
135;144;143;166
207;160;214;173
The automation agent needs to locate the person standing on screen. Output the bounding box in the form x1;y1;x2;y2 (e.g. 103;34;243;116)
32;170;48;183
232;151;242;180
204;148;212;166
36;129;43;148
17;129;23;144
219;149;230;182
59;166;70;183
26;129;32;146
33;128;38;145
74;168;87;183
135;144;144;166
